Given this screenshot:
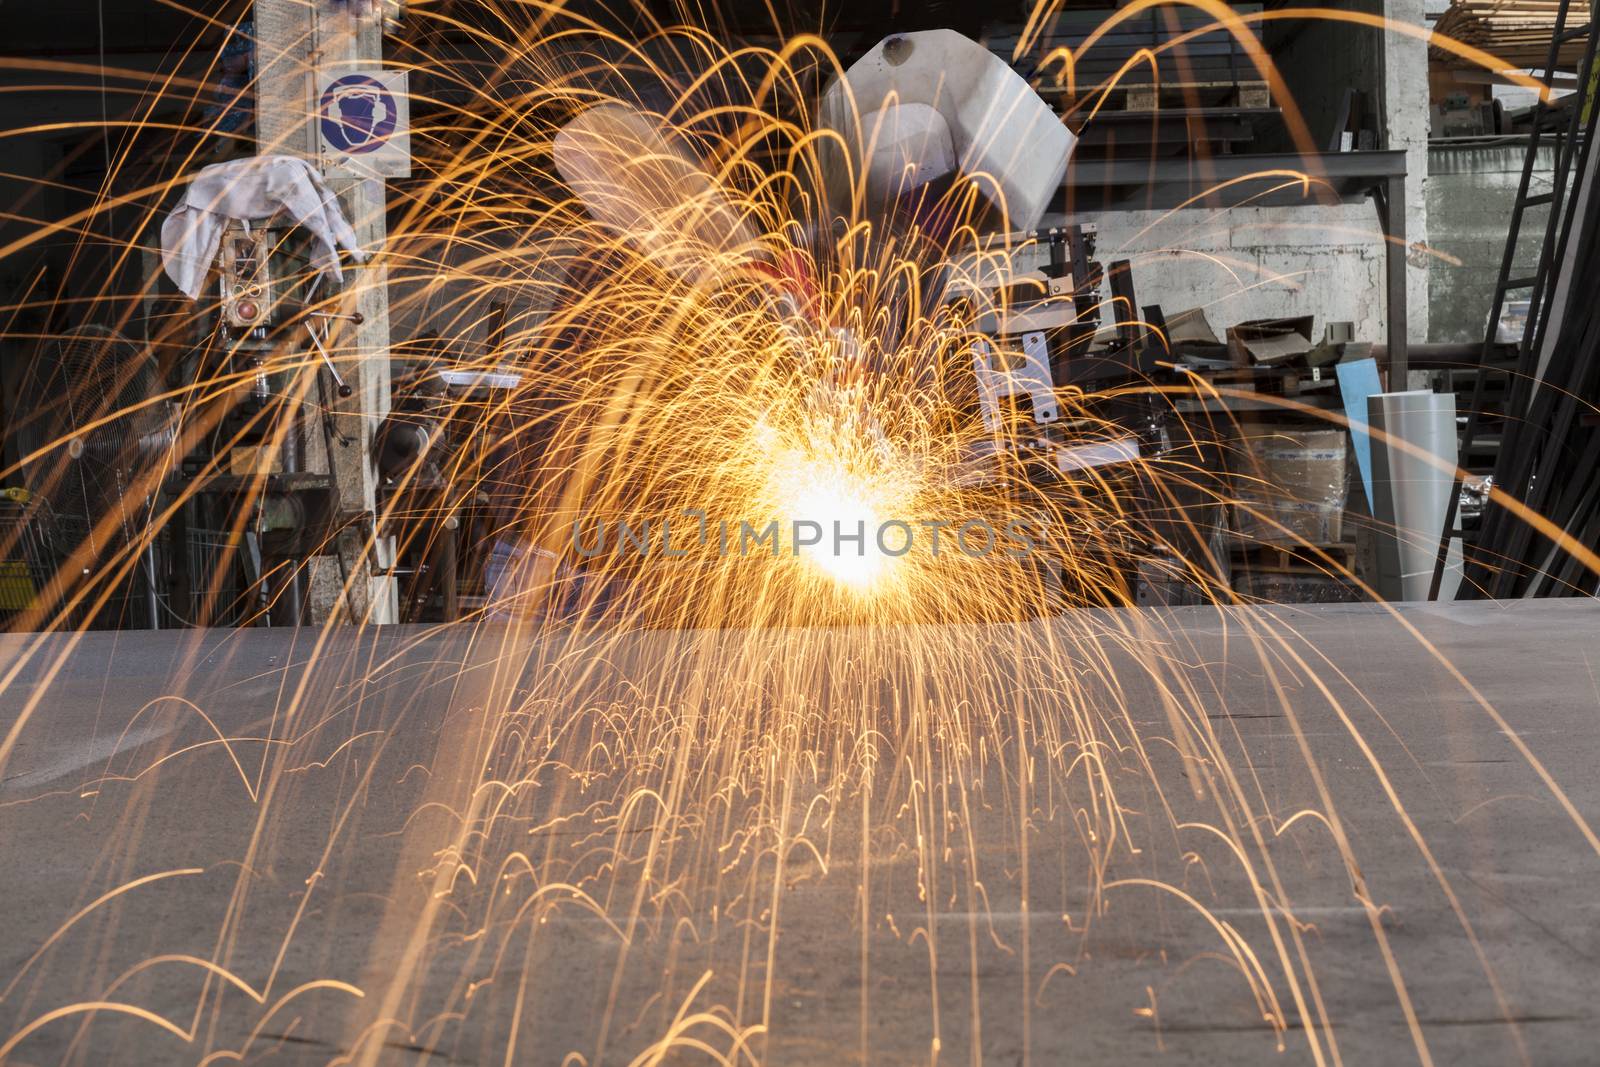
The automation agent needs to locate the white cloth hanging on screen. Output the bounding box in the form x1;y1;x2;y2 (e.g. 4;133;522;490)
160;155;367;300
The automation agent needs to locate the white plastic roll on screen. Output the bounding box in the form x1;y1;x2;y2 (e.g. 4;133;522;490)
1368;390;1462;601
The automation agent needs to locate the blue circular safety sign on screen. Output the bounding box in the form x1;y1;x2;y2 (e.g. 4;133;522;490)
319;73;398;155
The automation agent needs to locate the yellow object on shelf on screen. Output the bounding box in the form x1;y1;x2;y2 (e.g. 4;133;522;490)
0;560;36;611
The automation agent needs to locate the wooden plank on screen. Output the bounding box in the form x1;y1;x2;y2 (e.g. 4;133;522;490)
1431;0;1590;69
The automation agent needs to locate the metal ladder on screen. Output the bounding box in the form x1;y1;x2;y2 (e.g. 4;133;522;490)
1429;0;1598;599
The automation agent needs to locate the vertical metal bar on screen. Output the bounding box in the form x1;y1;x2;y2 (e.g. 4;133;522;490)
1384;173;1408;383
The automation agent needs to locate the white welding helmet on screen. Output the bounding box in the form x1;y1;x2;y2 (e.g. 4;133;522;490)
820;29;1076;234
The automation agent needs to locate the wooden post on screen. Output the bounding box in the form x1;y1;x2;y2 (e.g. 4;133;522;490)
254;0;397;623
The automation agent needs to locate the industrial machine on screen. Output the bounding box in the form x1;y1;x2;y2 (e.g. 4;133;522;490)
157;224;351;625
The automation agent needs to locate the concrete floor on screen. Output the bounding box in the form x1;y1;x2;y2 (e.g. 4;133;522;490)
0;600;1597;1065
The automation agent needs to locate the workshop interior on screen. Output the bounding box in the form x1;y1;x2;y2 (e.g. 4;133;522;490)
8;0;1595;629
2;2;1600;1065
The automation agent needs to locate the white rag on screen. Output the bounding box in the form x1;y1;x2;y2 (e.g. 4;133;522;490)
160;155;368;300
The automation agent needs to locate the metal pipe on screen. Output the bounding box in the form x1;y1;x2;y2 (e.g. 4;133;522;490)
1368;341;1499;367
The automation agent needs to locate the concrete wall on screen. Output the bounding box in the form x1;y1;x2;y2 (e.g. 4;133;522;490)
1427;142;1556;343
1387;0;1433;345
1041;203;1391;342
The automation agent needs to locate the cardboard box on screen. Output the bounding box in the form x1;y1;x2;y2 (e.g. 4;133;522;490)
1234;427;1348;546
229;446;282;477
1226;315;1314;366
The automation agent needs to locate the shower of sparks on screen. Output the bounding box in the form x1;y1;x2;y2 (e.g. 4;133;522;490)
0;3;1598;1066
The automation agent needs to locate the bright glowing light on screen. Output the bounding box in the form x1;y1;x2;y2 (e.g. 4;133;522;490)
762;439;903;594
789;478;890;590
